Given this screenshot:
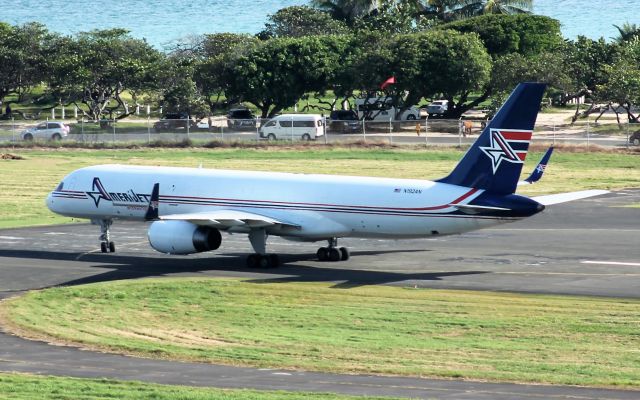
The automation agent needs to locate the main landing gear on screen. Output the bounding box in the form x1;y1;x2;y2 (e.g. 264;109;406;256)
246;228;280;269
317;238;349;262
97;219;115;253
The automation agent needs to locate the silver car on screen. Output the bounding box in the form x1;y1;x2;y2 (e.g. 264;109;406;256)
21;121;70;141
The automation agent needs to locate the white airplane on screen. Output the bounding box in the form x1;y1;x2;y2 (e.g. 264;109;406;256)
46;83;607;268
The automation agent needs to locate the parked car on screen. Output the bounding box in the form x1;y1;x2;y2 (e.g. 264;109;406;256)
153;112;196;132
21;121;69;141
259;114;324;141
227;108;256;130
354;97;419;121
328;110;361;133
425;100;448;117
629;130;640;146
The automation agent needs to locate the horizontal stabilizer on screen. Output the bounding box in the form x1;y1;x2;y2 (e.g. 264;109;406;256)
532;190;609;206
160;209;300;229
450;204;511;215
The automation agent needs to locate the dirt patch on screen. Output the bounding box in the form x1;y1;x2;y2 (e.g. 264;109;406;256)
1;153;24;160
102;327;240;348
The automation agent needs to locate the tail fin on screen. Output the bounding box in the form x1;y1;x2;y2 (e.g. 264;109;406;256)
144;183;160;221
521;146;553;185
437;82;546;195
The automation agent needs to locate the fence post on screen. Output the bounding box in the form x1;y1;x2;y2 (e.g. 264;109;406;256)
626;121;630;150
424;114;429;146
11;117;15;144
186;117;190;138
424;116;428;146
147;116;151;144
323;116;327;145
586;118;590;150
362;119;366;142
458;118;462;147
112;118;116;143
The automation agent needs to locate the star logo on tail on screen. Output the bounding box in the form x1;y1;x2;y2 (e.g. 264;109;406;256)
480;129;532;174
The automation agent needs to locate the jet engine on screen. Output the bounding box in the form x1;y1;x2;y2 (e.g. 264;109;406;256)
148;220;222;254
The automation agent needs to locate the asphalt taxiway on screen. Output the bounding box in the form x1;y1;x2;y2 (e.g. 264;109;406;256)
0;189;638;399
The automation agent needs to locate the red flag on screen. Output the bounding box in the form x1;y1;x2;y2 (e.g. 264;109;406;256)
380;76;396;90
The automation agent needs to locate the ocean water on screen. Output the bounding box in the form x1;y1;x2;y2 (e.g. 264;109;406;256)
2;0;639;48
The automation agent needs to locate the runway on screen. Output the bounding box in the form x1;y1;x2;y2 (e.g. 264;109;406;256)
0;189;639;399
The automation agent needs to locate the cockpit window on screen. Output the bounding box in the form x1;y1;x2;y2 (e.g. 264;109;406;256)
55;182;64;191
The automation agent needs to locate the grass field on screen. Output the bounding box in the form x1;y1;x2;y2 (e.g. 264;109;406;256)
3;278;640;389
1;146;638;229
0;373;395;400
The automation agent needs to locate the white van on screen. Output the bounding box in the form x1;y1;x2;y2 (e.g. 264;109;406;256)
259;114;325;141
355;97;420;121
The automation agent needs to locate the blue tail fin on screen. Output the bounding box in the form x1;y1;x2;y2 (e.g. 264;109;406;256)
524;146;553;184
437;82;546;195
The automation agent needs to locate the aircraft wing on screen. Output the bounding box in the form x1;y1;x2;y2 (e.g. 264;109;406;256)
159;209;301;229
532;190;610;206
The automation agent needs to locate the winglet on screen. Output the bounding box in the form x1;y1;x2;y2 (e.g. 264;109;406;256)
144;183;160;221
523;146;554;184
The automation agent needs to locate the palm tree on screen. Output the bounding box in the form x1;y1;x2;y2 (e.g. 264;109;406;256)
613;22;640;43
311;0;383;24
422;0;469;21
458;0;532;18
421;0;531;21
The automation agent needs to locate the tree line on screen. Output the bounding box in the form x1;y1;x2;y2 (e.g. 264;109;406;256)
1;1;639;123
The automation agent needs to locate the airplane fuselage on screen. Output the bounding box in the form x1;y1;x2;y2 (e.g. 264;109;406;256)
47;164;522;241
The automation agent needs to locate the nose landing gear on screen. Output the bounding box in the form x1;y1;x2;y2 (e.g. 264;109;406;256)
96;219;115;253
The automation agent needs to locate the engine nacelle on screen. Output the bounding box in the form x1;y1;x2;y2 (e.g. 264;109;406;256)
148;220;222;255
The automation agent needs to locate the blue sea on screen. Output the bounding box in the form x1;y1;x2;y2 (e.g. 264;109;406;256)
2;0;638;49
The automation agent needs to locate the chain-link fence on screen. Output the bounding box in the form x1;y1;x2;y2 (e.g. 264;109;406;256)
0;116;638;149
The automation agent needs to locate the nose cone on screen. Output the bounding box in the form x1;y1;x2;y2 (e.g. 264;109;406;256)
46;192;58;214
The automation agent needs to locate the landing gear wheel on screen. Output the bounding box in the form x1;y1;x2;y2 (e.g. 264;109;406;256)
247;254;259;268
258;255;270;269
247;254;279;268
100;242;107;253
328;247;341;262
109;241;116;253
269;254;280;268
339;247;350;261
317;247;328;261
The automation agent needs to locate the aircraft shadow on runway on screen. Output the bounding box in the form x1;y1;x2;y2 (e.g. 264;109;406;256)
0;249;488;289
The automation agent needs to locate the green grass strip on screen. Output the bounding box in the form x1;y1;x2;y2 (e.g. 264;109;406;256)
3;278;640;388
0;373;396;400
